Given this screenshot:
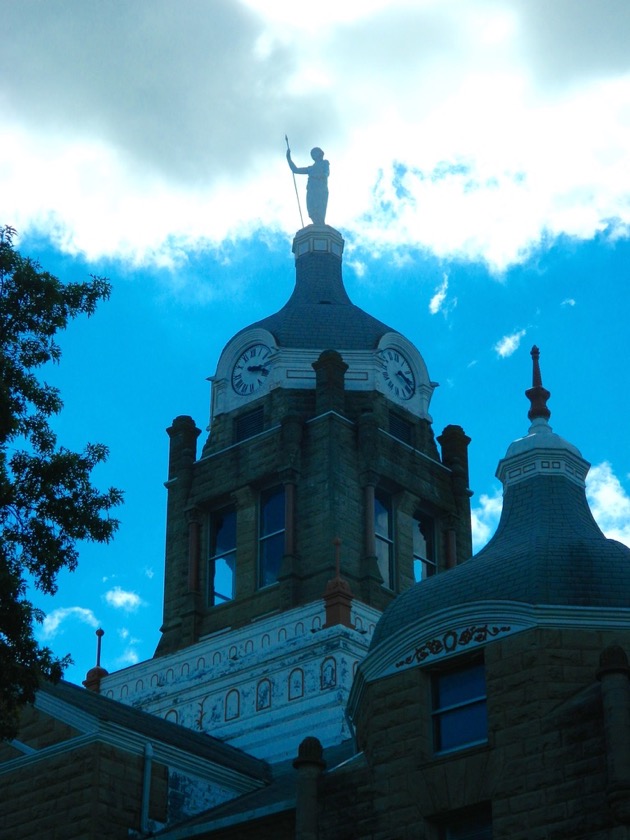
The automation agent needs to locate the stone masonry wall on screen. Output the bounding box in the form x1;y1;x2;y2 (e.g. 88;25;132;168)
1;741;166;839
320;626;630;839
1;703;168;840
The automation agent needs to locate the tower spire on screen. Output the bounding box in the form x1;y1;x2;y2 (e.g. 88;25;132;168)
82;627;108;692
525;345;551;422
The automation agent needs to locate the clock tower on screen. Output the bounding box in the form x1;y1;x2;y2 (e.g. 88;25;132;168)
101;221;472;762
158;223;471;654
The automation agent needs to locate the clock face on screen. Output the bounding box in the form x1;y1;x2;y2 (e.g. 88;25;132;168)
232;344;272;396
378;347;415;401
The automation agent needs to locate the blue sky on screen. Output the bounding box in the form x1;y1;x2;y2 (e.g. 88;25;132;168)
2;0;630;685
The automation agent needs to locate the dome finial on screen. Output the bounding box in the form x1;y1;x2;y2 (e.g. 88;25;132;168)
82;628;108;693
525;345;551;422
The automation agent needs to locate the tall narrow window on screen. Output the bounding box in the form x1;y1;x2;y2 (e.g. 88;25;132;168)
414;513;436;582
208;508;236;605
432;660;487;753
374;491;394;589
259;486;285;587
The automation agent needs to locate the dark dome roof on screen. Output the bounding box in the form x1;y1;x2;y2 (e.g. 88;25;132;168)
235;229;394;350
372;473;630;648
372;349;630;649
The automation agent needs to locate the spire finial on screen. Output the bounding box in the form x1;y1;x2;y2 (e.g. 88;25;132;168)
525;345;551;422
95;627;104;667
82;627;108;692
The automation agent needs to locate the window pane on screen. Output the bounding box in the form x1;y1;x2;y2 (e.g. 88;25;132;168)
374;495;391;538
212;552;235;602
414;557;436;582
436;700;488;752
259;487;285;588
376;537;393;588
433;662;487;753
210;509;236;606
435;663;486;709
213;509;236;557
413;513;435;582
260;531;284;587
413;520;428;558
261;487;284;536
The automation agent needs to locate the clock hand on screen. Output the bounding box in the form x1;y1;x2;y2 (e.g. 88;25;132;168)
247;365;269;374
396;370;413;389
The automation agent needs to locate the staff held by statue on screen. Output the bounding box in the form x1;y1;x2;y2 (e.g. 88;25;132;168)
285;137;330;227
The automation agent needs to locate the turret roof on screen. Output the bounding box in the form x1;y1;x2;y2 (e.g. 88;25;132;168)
371;347;630;647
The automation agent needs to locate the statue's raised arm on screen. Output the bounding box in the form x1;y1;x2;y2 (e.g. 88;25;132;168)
286;146;330;226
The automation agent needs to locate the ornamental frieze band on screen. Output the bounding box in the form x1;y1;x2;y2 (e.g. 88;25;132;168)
395;623;512;669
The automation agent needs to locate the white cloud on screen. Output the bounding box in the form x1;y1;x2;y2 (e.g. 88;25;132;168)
1;1;630;271
39;606;99;640
471;488;503;552
494;329;527;358
429;275;449;315
144;567;155;580
104;587;143;612
117;648;141;667
561;298;576;306
586;461;630;547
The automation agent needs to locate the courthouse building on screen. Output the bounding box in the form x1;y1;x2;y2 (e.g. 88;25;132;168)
2;216;630;840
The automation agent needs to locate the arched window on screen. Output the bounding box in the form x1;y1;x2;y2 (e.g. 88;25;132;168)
321;657;337;689
225;689;240;721
256;678;271;711
289;668;304;700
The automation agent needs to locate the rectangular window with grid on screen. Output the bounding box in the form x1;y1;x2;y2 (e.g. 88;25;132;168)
375;491;394;589
258;486;285;588
432;660;487;753
208;508;236;606
414;512;436;581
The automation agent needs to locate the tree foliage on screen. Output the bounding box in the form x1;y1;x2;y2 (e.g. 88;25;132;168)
0;225;123;739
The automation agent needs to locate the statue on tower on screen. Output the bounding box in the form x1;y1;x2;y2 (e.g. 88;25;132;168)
286;144;330;226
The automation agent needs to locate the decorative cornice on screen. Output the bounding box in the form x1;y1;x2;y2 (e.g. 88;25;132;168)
394;623;512;669
347;600;630;722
